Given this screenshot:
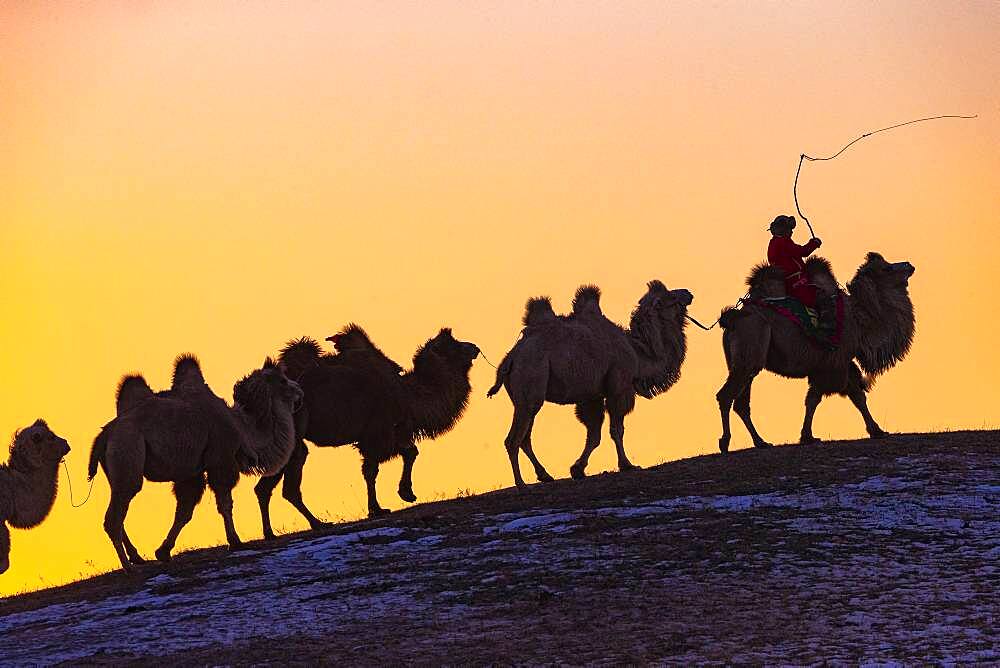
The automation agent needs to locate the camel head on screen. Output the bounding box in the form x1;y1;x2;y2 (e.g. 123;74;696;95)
635;280;694;328
8;420;70;471
850;252;916;293
415;328;480;373
233;358;305;430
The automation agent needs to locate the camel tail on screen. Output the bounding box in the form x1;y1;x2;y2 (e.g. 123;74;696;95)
718;307;743;329
88;424;111;481
172;353;205;389
116;374;154;415
279;337;324;380
486;353;514;398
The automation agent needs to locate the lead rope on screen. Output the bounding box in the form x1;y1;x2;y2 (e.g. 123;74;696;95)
794;113;977;237
477;350;498;370
685;291;751;331
61;459;96;508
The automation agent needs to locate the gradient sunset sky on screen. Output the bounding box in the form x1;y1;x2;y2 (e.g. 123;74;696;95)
2;1;998;595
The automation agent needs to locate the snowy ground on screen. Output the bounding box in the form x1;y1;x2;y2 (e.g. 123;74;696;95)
0;432;997;664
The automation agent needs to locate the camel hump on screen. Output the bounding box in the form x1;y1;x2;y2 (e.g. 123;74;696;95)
523;297;556;327
171;354;205;390
329;324;405;374
279;336;324;379
116;374;154;414
805;256;840;293
572;285;603;317
330;323;375;351
746;263;786;299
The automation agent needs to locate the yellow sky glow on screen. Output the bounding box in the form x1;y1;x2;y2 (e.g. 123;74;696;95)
2;1;998;595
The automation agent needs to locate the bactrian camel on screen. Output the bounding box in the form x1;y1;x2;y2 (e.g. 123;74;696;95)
488;281;692;486
716;252;915;452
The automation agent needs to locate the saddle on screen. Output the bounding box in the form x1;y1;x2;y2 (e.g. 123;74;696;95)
746;257;845;348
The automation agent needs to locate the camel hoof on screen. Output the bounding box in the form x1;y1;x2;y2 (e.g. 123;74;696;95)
263;531;277;541
398;487;417;503
569;464;586;480
537;472;555;483
308;520;331;531
154;547;172;563
618;462;641;473
753;441;774;449
869;429;890;440
799;436;822;445
129;554;148;565
368;507;392;518
718;437;730;454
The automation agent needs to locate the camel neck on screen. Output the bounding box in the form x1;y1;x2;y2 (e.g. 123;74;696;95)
234;402;297;477
628;315;688;399
2;461;60;529
405;359;472;440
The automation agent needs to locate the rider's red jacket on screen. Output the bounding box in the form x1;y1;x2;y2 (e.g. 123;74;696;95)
768;236;821;306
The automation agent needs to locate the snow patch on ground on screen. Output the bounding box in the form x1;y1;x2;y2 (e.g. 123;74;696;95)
0;448;997;664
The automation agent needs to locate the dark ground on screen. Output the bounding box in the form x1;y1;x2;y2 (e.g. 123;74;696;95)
1;431;997;665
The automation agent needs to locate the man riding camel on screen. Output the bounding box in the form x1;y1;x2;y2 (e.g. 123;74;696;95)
767;214;821;305
767;214;838;339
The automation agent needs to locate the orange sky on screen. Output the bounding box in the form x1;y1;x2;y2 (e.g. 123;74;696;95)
2;1;998;595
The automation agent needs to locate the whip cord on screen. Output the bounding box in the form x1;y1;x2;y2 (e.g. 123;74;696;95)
793;113;977;237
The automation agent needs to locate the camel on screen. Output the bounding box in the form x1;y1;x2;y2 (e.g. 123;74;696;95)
254;325;479;533
0;420;70;574
716;252;915;452
89;355;303;570
487;281;693;486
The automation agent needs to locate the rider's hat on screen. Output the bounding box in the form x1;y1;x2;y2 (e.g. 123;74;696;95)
768;214;796;232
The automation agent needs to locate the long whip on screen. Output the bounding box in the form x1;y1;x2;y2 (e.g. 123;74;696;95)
793;113;977;237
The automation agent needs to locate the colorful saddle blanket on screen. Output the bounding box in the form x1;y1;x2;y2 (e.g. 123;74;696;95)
754;292;845;348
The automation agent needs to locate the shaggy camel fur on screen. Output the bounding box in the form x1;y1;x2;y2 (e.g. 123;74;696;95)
487;281;692;486
89;356;303;570
255;325;479;531
0;420;70;574
716;252;915;452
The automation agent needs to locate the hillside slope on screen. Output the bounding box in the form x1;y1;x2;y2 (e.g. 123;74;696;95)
1;431;997;665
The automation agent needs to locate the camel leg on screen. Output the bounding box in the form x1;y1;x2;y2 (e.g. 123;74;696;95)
207;468;243;550
122;529;146;565
715;369;763;454
398;441;419;503
104;487;141;572
0;522;10;574
605;387;638;472
570;399;605;479
716;373;743;454
800;384;825;444
280;440;327;530
733;377;772;448
521;426;554;483
847;379;888;439
254;467;283;541
155;475;206;562
504;404;540;488
608;411;639;472
361;455;390;517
